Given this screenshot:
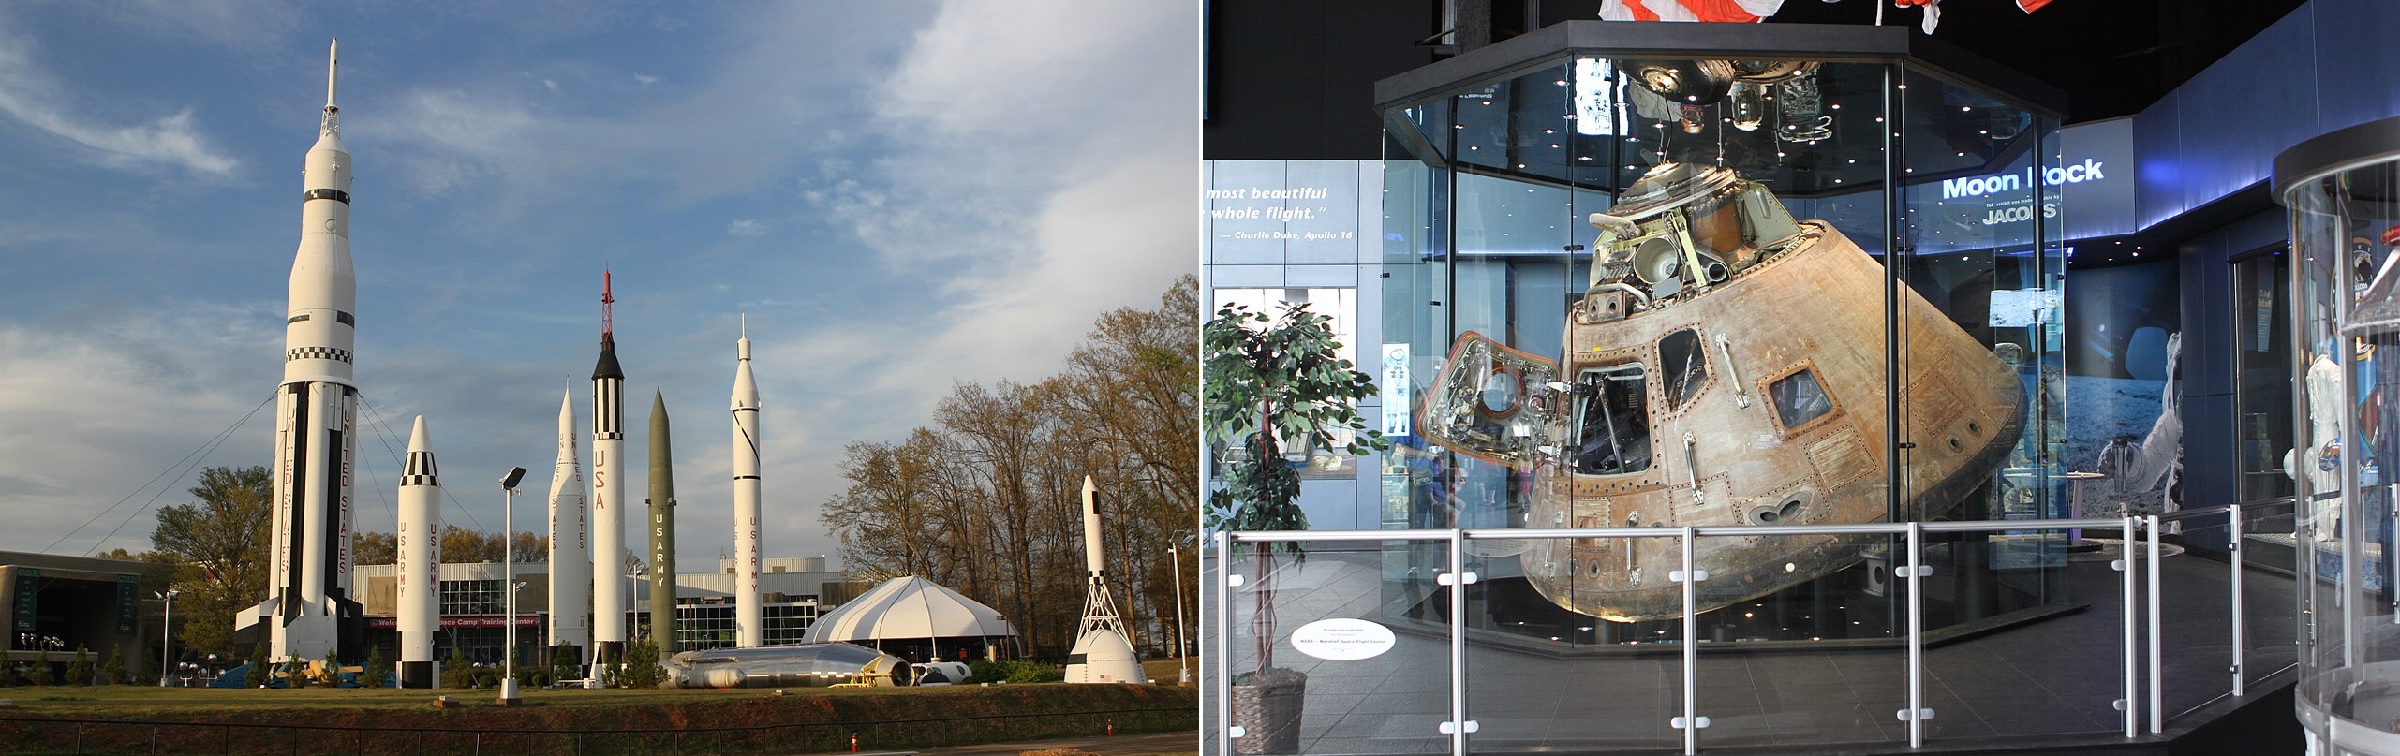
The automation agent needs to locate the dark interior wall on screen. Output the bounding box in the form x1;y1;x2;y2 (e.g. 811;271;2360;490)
2177;206;2291;511
1203;0;1441;160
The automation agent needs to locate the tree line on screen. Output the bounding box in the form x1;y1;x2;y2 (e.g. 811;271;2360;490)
820;276;1198;659
130;466;563;662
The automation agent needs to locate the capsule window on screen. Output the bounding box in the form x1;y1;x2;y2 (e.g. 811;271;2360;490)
1768;367;1835;430
1659;329;1708;410
288;314;311;323
1571;364;1652;475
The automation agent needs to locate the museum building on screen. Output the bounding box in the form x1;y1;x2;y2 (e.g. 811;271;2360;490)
1201;1;2400;754
351;556;850;666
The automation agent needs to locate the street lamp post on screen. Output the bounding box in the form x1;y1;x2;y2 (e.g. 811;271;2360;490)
1171;545;1190;685
498;467;527;704
156;589;180;688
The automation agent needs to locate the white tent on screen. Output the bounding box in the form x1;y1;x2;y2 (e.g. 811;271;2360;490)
802;576;1015;658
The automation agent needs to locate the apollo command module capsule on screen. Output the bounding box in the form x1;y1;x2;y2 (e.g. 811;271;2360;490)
1417;162;2024;622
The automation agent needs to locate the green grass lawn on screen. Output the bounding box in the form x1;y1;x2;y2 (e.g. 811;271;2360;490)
0;681;1196;754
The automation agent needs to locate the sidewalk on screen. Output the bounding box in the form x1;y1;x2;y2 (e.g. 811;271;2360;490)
827;730;1197;756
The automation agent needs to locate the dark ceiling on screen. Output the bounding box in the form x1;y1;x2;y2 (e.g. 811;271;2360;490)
1204;0;2311;160
1763;0;2309;123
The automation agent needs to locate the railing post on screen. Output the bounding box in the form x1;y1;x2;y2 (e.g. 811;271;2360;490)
2121;515;2138;738
1680;527;1701;756
2160;516;2179;734
1450;529;1469;756
1215;531;1232;756
1906;522;1926;749
2230;503;2246;697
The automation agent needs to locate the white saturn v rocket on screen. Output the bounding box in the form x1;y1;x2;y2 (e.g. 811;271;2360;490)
1065;476;1144;684
242;39;365;663
731;318;765;648
396;417;440;688
547;390;592;655
590;273;628;666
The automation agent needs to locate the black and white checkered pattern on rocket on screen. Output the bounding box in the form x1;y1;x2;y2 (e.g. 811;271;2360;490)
288;346;352;363
401;450;438;486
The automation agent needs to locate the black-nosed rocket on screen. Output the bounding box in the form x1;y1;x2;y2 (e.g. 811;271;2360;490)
397;416;439;688
591;273;627;665
244;39;365;663
731;318;763;648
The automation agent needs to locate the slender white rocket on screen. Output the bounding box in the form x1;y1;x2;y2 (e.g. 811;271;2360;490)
590;272;628;665
730;316;764;648
396;416;440;688
1064;476;1143;683
250;38;361;663
548;388;591;652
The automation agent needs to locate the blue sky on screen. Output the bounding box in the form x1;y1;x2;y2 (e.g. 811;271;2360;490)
0;1;1198;571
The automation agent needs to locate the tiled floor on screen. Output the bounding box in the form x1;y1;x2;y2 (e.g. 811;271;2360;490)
1201;540;2301;755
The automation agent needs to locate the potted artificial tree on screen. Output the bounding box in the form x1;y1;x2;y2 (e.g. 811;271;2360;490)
1204;302;1387;755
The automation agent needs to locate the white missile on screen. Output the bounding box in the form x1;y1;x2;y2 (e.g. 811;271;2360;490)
1064;476;1143;684
548;389;592;653
590;272;628;666
242;38;363;664
396;416;440;689
1080;476;1106;579
730;317;764;648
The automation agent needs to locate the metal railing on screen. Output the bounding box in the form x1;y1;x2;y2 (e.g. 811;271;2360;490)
1211;500;2300;755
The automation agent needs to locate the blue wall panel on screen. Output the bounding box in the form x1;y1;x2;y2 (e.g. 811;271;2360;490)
2312;0;2400;134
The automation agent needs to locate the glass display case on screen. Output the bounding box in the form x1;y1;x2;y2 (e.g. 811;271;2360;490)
2279;115;2400;755
1377;23;2070;652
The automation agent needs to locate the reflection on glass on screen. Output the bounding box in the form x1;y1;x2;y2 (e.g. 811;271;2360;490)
1770;368;1833;429
1661;329;1709;409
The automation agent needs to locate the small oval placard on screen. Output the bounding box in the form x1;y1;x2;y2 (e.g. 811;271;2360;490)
1289;618;1397;661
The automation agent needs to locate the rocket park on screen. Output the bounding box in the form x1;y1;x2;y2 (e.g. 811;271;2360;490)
0;26;1196;754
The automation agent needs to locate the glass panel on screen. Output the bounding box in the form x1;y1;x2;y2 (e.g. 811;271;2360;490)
2145;520;2234;725
1462;533;1680;752
2238;501;2302;690
1227;538;1451;755
1918;525;2127;741
1689;532;1903;750
2291;179;2344;715
2234;247;2297;503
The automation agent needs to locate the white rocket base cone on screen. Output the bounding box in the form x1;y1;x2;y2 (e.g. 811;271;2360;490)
1063;628;1145;684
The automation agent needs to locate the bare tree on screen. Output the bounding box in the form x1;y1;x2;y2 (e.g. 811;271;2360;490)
816;277;1199;658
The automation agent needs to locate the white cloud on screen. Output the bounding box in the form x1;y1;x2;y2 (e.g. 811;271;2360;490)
727;218;768;236
633;73;660;88
0;301;283;556
0;22;240;177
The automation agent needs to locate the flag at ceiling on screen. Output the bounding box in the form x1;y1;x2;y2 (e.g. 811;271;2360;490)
1599;0;1787;22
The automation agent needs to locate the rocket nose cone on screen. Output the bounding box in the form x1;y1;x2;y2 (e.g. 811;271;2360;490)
407;416;431;453
1082;475;1097;496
